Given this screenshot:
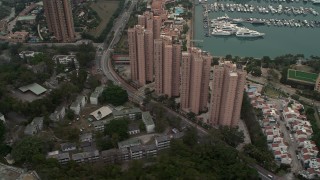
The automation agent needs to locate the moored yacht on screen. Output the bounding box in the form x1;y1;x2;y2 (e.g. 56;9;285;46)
236;29;265;38
212;29;232;36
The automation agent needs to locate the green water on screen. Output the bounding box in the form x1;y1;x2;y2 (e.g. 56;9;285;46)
194;0;320;58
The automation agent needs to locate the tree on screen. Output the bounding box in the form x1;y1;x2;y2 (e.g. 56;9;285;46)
251;67;262;77
99;85;128;106
87;75;101;89
183;127;198;147
212;58;219;66
104;119;129;141
66;109;75;120
11;137;48;163
219;126;244;148
306;108;315;115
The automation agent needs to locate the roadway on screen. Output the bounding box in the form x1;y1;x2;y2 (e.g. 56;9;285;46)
98;1;280;179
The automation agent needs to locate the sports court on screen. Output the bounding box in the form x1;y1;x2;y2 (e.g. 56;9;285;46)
287;69;318;84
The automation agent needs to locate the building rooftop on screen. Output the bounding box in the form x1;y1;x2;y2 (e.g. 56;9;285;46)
118;138;141;149
142;111;154;126
92;119;107;127
0;163;40;180
128;123;140;131
79;133;92;142
113;108;141;117
19;83;47;95
17;15;36;21
130;145;145;152
90;106;112;120
60;142;76;151
90;86;104;99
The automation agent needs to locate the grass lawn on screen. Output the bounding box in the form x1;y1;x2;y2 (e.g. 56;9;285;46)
263;86;281;99
287;69;318;84
114;33;128;53
89;0;119;37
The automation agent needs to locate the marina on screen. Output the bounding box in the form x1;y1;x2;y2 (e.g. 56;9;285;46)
195;0;320;57
206;2;319;16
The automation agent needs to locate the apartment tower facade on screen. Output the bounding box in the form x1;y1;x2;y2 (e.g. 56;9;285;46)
43;0;75;42
154;35;181;97
128;24;154;86
209;62;246;127
180;48;211;114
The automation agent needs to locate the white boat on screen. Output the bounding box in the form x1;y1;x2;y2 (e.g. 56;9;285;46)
199;0;202;3
212;29;232;36
236;29;265;38
217;24;239;33
312;0;320;3
232;18;244;23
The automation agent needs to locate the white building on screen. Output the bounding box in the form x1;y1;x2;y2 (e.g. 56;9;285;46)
90;86;104;105
70;95;87;115
0;113;5;122
142;112;155;133
90;106;112;121
49;106;66;122
24;117;44;135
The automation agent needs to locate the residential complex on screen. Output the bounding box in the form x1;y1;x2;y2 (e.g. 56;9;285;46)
209;61;246;127
43;0;75;42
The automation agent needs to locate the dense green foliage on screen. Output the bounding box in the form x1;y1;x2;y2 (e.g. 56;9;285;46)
241;93;276;171
104;119;129;144
12;137;50;163
306;108;320;149
219;126;245;148
21;129;258;179
99;85;128;106
0;121;11;156
0;82;79;117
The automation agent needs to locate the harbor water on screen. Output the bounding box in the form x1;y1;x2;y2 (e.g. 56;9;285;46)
194;0;320;58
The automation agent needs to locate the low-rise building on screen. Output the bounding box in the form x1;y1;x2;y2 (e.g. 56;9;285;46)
70;95;87;115
60;143;77;152
128;123;140;135
118;138;141;149
100;149;122;164
142;111;155;133
79;132;93;142
155;132;184;150
113;108;142;120
17;15;37;24
90;86;104;105
130;145;144;159
92;120;107;131
52;55;77;65
19;83;47;96
72;150;100;163
49;105;66;122
47;151;70;164
90;106;112;121
19;51;40;58
24;117;44;135
0;113;5;122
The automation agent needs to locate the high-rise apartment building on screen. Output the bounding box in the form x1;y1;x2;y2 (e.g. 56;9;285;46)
154;36;181;97
209;62;246;127
153;16;162;39
43;0;75;42
128;25;154;86
180;48;211;114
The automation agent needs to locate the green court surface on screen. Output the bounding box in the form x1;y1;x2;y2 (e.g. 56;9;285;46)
287;69;318;84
